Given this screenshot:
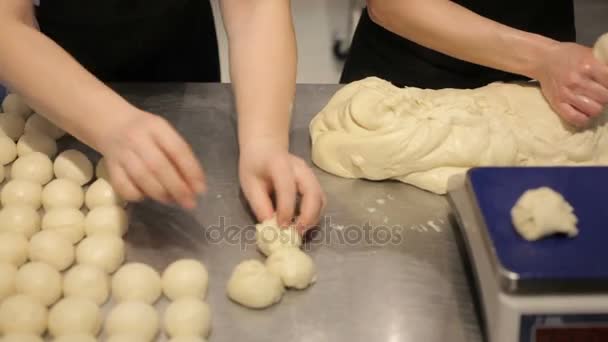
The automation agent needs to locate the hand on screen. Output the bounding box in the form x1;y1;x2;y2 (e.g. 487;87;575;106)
239;141;325;233
96;109;206;209
534;42;608;127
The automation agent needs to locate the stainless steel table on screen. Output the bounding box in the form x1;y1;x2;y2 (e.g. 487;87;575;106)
63;83;482;342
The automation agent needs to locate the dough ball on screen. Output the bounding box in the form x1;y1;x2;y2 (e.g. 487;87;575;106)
24;113;64;140
168;337;208;342
0;262;17;301
15;261;62;306
162;259;208;300
52;334;97;342
85;179;124;209
511;187;579;241
41;208;85;244
0;163;5;183
104;301;159;341
53;149;93;185
594;33;608;64
41;178;84;210
0;205;41;238
48;297;101;337
105;334;150;342
0;135;17;165
4;163;11;180
2;94;32;117
112;262;162;304
17;132;57;158
0;294;48;335
95;157;109;180
0;113;25;140
28;230;74;271
227;259;284;309
0;334;43;342
0;232;28;266
256;216;302;256
163;297;211;338
84;205;128;237
63;264;109;305
11;152;53;185
1;179;42;208
76;234;125;273
266;247;316;289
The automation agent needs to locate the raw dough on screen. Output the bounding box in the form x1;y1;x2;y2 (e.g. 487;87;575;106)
85;178;124;208
106;334;149;342
84;205;128;237
310;77;608;194
0;232;28;266
41;208;85;244
41;178;84;210
14;261;62;306
0;135;17;165
511;187;578;241
95;157;109;180
1;179;42;208
227;259;284;309
0;294;48;335
24;113;64;140
266;247;316;289
104;301;159;341
0;334;43;342
2;94;32;118
0;205;41;238
52;334;97;342
256;216;302;256
169;337;208;342
162;259;209;300
63;264;109;305
163;297;211;338
17;133;57;158
54;149;93;185
28;230;74;271
75;234;125;273
112;262;162;304
48;297;101;337
595;33;608;63
0;164;4;183
0;113;25;140
11;152;53;185
0;262;17;301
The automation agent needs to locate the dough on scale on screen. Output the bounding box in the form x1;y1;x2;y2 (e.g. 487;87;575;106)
54;149;93;185
511;187;579;241
76;234;125;273
0;205;41;238
24;113;64;140
17;132;57;158
112;262;162;304
310;77;608;194
14;261;62;306
11;152;53;185
28;230;74;271
163;297;211;338
0;113;25;140
0;294;48;335
104;301;160;341
162;259;209;300
266;246;316;289
0;262;17;301
63;264;109;305
0;334;43;342
47;297;101;337
227;259;284;309
0;135;17;165
85;178;124;208
1;179;42;208
0;232;28;266
52;334;97;342
42;178;84;210
84;205;128;237
256;216;302;256
42;207;86;244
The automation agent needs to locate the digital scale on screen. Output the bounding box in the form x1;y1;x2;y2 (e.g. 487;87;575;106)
448;167;608;342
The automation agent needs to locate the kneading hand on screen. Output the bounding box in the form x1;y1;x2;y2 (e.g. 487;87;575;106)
239;142;325;233
535;42;608;127
97;109;206;209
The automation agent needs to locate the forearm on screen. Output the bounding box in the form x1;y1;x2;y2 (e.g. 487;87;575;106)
222;0;296;150
367;0;558;79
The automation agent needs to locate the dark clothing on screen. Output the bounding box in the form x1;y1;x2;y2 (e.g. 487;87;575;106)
341;1;576;89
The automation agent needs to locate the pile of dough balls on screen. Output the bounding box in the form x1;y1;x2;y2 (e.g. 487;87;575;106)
227;215;316;309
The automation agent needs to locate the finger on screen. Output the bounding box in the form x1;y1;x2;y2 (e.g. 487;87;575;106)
568;91;604;117
558;102;590;128
575;80;608;105
106;160;144;202
271;161;297;227
293;160;324;232
151;121;207;194
135;136;196;209
589;62;608;88
121;150;171;204
242;179;274;223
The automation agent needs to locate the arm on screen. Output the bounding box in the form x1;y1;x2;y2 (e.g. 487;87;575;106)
0;0;204;208
367;0;608;126
221;0;324;229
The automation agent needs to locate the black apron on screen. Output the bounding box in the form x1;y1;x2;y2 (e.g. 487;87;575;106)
341;1;576;89
36;0;220;82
